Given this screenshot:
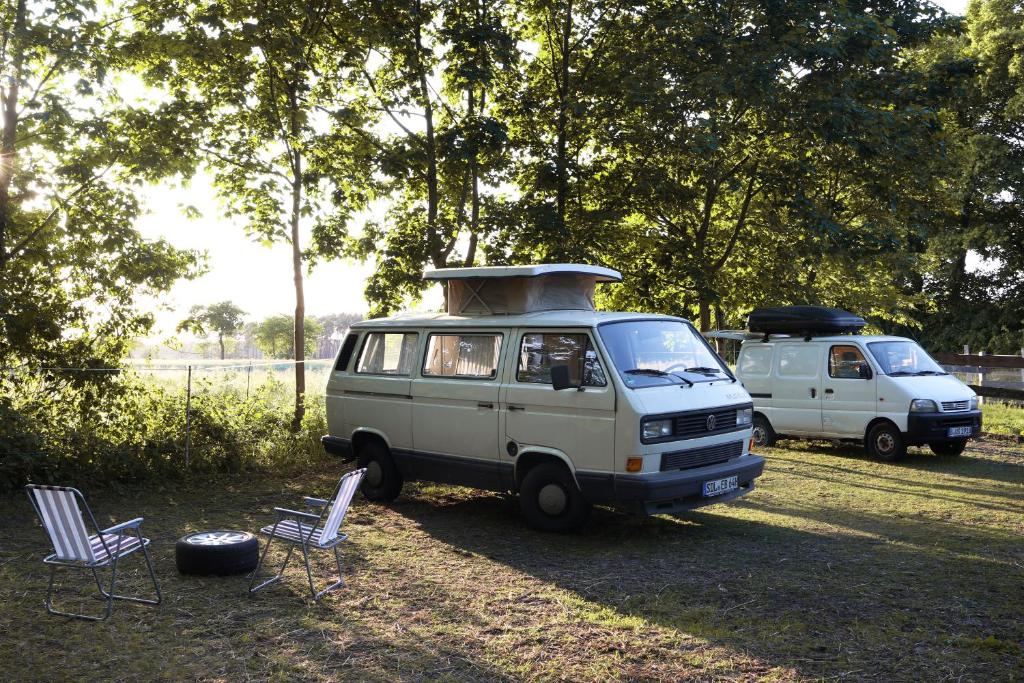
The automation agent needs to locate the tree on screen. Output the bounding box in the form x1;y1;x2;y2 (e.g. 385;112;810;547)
255;315;323;360
126;0;376;427
176;301;246;360
0;0;201;375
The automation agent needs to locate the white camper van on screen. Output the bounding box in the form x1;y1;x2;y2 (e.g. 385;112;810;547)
718;307;981;461
322;264;764;531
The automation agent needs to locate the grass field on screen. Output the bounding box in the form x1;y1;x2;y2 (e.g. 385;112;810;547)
2;439;1021;682
982;401;1024;437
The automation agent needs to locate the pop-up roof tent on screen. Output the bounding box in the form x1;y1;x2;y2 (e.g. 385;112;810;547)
424;264;622;315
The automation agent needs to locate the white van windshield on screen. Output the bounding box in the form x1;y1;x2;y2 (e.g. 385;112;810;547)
867;341;947;376
598;320;732;388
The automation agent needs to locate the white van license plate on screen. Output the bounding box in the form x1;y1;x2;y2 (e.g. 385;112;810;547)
947;426;973;438
703;476;738;497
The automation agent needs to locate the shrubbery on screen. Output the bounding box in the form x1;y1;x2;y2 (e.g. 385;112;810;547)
0;373;327;491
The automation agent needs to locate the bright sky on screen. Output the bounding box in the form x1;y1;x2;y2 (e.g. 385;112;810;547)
135;0;970;339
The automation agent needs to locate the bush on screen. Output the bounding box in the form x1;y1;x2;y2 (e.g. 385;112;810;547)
0;373;327;491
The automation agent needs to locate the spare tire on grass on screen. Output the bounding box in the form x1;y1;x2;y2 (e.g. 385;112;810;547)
176;530;260;576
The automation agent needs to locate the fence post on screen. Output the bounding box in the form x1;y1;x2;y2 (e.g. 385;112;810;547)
246;361;253;399
978;351;985;405
184;365;192;469
1020;348;1023;386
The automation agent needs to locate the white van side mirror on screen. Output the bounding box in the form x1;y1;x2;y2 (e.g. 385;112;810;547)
858;363;873;380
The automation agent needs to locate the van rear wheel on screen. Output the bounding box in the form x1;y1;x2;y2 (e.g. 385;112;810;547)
866;422;905;461
356;440;403;502
519;462;591;532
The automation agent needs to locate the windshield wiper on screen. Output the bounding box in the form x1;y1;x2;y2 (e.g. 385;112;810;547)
683;366;725;374
623;368;694;387
914;370;948;376
888;371;915;376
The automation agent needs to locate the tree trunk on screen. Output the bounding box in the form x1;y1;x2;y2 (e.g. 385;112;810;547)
414;0;442;267
219;333;225;360
291;167;305;431
553;1;573;254
698;295;712;333
0;0;27;273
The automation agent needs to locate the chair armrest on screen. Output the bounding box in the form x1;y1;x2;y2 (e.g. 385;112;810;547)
303;497;330;508
101;518;144;535
274;507;321;522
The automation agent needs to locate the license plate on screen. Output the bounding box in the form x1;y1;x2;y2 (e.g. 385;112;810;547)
703;476;738;497
947;426;972;438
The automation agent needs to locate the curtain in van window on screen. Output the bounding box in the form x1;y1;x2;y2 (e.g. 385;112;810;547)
357;332;418;375
423;334;501;378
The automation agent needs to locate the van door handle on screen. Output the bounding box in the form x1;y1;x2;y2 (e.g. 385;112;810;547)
507;405;525;412
824;388;834;394
810;388;817;398
477;402;494;409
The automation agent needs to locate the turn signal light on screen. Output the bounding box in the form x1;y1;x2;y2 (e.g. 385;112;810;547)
626;457;643;473
749;437;755;452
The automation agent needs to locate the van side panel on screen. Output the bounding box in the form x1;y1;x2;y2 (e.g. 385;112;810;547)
769;343;823;435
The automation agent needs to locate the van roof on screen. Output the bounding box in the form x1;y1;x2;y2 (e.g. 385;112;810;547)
352;310;689;329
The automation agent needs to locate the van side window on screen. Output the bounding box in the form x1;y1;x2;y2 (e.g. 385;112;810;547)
739;346;773;376
334;332;360;372
829;345;867;379
423;334;502;379
518;333;607;387
356;332;418;375
777;345;819;378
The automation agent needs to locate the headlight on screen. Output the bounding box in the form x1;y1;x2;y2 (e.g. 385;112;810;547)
970;396;979;410
736;407;753;426
642;419;673;440
910;399;938;413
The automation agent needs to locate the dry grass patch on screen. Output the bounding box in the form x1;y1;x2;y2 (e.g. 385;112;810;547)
1;438;1022;681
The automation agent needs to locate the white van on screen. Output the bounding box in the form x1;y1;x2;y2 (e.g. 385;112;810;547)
720;307;981;460
322;264;764;531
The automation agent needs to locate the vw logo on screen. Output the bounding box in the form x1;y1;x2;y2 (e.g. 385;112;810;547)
706;414;717;431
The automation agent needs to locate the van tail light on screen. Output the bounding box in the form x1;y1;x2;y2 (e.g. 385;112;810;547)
626;457;643;473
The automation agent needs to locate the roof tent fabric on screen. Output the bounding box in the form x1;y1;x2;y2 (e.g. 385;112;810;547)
747;306;866;335
424;264;622;315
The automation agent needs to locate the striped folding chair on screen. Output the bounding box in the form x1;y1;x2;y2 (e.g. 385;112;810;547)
25;485;162;621
249;468;366;601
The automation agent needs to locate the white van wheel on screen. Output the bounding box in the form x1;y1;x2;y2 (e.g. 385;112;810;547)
356;440;403;502
752;415;776;448
866;423;905;461
519;462;591;532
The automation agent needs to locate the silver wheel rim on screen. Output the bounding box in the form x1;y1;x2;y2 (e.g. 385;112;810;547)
876;432;895;454
752;425;766;445
366;460;384;486
187;531;250;546
538;483;568;516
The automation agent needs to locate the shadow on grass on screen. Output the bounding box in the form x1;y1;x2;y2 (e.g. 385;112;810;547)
392;484;1023;681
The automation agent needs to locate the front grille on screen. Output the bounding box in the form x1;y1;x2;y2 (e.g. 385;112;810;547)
673;406;742;439
660;441;744;472
941;400;969;412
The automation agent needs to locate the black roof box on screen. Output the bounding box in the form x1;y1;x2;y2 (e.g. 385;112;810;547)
747;306;866;337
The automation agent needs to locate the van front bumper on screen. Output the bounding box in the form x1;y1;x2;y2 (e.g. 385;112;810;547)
905;410;982;445
584;455;765;515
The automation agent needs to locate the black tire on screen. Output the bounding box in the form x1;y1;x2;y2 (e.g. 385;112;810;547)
866;422;906;461
519;462;591;532
357;439;403;502
175;530;259;576
930;440;967;457
752;414;776;448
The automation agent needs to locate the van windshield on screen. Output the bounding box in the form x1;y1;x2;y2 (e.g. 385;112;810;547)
867;341;947;376
598;320;732;388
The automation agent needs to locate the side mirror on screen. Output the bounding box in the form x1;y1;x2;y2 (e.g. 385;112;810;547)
858;363;873;380
551;364;577;391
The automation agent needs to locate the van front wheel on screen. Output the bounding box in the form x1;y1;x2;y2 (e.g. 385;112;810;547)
752;415;776;448
519;462;591;532
356;440;403;502
930;440;967;457
866;423;905;461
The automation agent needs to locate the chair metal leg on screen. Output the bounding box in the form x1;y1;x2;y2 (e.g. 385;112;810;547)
249;535;295;594
305;542;347;603
45;563;115;622
91;542;162;606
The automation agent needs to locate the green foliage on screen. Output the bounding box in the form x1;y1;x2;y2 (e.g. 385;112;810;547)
177;301;247;359
254;315;323;359
0;1;202;372
0;373;326;491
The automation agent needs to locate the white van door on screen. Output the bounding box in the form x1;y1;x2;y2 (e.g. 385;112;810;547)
502;330;616;479
410;330;507;488
821;343;876;437
771;343;823;434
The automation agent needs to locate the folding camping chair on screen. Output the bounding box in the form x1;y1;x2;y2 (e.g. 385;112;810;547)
248;468;366;601
25;485;162;621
